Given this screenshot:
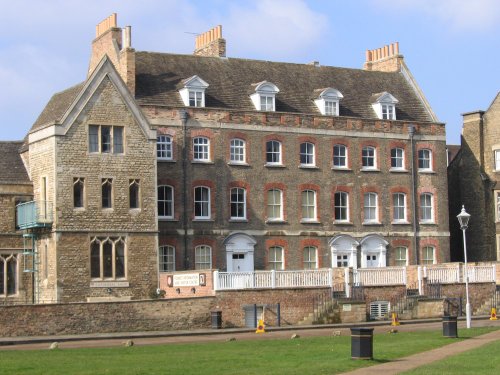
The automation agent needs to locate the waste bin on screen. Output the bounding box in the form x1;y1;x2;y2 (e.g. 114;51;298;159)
350;327;374;359
442;316;458;338
211;310;222;329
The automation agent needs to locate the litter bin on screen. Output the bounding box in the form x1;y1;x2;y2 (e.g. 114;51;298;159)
442;316;458;338
211;310;222;329
350;327;374;360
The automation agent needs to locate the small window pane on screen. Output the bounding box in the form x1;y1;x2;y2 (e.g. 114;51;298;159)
301;190;316;220
89;126;99;152
422;246;435;265
230;188;246;219
394;247;407;266
115;241;125;278
73;178;84;208
158;186;174;218
157;136;173;160
303;246;317;269
418;149;432;170
129;180;140;209
101;126;111;153
113;127;124;154
364;193;378;222
6;256;17;295
195;245;212;269
420;193;433;222
266;141;281;164
362;147;376;168
335;192;348;221
300;142;314;165
193;137;209;161
102;179;112;209
159;246;175;272
103;241;113;278
393;193;406;222
194;187;210;218
267;189;282;220
230;139;245;163
90;241;100;278
391;148;404;169
268;246;284;270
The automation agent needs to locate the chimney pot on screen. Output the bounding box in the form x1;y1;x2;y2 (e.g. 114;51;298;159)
384;45;389;58
394;42;399;55
389;43;394;56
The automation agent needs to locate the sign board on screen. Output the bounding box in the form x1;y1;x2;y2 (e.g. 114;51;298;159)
173;273;200;287
342;304;352;312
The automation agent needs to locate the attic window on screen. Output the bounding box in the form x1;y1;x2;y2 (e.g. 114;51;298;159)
314;88;343;116
179;75;209;108
250;81;279;112
371;92;398;120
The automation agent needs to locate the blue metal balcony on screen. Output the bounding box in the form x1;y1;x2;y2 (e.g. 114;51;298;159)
16;201;53;230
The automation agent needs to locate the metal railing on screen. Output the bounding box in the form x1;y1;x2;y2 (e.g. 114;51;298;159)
16;201;52;229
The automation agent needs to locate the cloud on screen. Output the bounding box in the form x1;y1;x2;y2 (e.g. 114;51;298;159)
372;0;500;31
224;0;329;60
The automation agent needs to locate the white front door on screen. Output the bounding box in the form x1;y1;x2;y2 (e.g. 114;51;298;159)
232;253;247;272
366;254;378;268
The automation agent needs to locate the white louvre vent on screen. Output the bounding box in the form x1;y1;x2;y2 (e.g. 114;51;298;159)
370;301;390;320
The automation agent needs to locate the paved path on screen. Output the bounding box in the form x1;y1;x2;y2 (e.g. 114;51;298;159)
342;326;500;374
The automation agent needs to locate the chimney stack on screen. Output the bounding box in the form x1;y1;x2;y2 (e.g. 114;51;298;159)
88;14;136;94
194;25;226;57
363;42;403;72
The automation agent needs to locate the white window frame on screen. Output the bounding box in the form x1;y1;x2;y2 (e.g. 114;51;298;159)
391;147;405;170
422;246;436;265
178;75;209;107
495;150;500;171
363;192;379;223
420;193;434;223
418;149;433;171
301;190;317;222
314;88;343;116
267;189;283;221
157;135;173;160
230;138;246;164
372;92;398;120
159;245;175;272
193;137;210;162
300;142;315;167
303;246;318;269
268;246;284;270
334;191;349;222
250;81;279;112
158;185;174;219
392;193;407;223
333;144;348;168
195;245;212;270
230;187;247;220
362;146;377;170
266;140;282;165
194;186;211;220
394;246;408;266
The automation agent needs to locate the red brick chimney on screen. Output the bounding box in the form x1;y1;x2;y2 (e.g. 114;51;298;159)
363;42;403;72
194;25;226;57
88;14;136;94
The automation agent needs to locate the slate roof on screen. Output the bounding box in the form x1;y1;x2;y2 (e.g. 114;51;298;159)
0;141;31;184
30;83;85;133
135;52;435;122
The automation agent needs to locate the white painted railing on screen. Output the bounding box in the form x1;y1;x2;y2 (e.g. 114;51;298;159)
467;264;496;283
214;269;332;291
353;267;406;286
422;264;496;284
424;265;460;284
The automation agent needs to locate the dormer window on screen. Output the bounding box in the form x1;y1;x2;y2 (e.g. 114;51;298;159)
250;81;279;112
314;88;343;116
179;75;209;108
371;92;398;120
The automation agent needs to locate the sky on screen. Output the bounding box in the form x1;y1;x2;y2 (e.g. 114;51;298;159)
1;0;500;144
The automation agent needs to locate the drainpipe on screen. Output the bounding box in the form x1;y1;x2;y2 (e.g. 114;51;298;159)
180;110;189;270
408;125;419;264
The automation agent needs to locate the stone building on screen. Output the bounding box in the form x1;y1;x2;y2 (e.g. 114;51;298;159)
0;14;450;303
448;94;500;262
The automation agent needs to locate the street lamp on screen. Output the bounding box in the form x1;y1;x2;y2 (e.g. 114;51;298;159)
457;205;471;329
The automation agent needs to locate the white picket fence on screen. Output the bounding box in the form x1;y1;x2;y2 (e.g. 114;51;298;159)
214;269;332;291
212;264;496;291
353;267;406;286
423;264;496;284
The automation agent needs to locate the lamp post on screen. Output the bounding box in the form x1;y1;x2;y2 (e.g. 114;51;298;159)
457;205;471;329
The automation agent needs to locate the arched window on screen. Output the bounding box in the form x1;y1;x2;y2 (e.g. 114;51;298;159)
266;140;282;165
267;189;283;221
129;179;140;209
194;186;210;219
420;193;434;223
230;139;246;163
193;137;210;161
0;254;17;296
73;178;85;208
301;190;317;221
90;237;126;280
333;144;347;168
158;185;174;219
391;148;404;170
101;178;113;209
362;146;376;169
392;193;406;222
303;246;318;269
157;135;173;160
268;246;284;270
230;188;246;220
300;142;315;166
334;191;349;222
418;149;432;171
363;192;378;223
394;246;408;266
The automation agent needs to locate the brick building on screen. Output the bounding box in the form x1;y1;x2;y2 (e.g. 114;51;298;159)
0;14;450;303
448;94;500;262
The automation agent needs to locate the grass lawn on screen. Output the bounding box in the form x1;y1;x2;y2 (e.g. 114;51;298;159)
0;327;497;375
403;335;500;374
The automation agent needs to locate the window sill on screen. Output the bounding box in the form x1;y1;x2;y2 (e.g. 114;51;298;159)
299;165;318;169
418;170;435;174
334;221;353;225
266;219;287;224
229;218;248;223
300;220;321;224
419;221;437;225
102;208;114;212
73;207;85;212
158;159;175;163
362;221;382;226
228;162;250;167
332;167;351;171
193;218;214;222
390;168;408;173
159;217;178;222
361;168;380;172
392;221;411;225
129;208;141;213
265;164;286;168
192;160;214;165
90;280;130;288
